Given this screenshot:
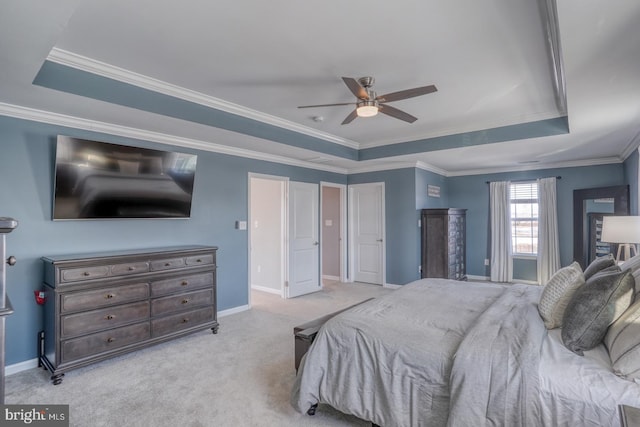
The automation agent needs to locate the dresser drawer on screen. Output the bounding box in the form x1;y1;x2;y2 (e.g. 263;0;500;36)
61;301;150;338
151;289;213;317
151;307;214;337
61;266;109;282
185;254;214;267
111;261;149;276
150;272;214;297
61;322;150;363
61;283;149;313
150;257;185;271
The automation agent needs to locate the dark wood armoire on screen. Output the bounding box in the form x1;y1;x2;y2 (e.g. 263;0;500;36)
421;208;467;281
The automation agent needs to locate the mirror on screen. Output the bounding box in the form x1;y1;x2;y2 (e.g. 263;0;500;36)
573;185;629;269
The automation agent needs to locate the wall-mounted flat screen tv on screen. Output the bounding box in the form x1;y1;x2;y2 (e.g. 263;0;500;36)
53;136;197;220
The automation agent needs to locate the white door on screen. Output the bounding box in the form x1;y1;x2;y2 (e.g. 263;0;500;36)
287;181;320;298
350;183;385;285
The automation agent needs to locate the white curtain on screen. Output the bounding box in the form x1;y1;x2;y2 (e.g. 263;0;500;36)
537;177;560;284
490;181;513;282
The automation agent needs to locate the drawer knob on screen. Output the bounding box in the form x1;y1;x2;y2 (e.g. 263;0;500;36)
181;281;188;286
83;271;90;276
181;299;189;304
128;266;135;271
196;259;202;263
105;293;115;299
105;314;115;320
182;318;189;323
106;337;115;343
164;262;171;267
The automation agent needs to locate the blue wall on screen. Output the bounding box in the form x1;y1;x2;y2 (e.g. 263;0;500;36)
1;110;636;366
0;115;347;365
448;164;626;279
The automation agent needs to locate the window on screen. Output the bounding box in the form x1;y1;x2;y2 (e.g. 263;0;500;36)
510;182;538;255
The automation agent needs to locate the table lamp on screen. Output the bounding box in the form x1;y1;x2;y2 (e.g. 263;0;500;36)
600;216;640;262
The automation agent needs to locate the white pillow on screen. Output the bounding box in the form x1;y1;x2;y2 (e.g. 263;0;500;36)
538;261;585;329
605;299;640;383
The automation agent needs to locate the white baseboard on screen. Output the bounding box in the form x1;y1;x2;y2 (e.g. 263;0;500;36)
467;275;490;281
250;285;282;295
383;283;402;289
218;304;250;317
6;358;39;376
322;275;340;281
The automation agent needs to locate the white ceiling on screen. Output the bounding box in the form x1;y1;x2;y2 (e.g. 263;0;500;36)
1;0;639;175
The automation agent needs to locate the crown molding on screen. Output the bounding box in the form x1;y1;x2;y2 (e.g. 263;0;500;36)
619;128;640;161
0;102;627;179
47;48;360;150
415;161;448;176
0;102;349;174
445;156;622;177
345;161;414;174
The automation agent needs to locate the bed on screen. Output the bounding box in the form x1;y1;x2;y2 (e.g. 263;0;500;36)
291;275;640;426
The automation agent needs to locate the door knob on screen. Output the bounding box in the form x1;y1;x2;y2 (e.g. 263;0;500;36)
6;256;16;266
313;241;319;246
377;239;383;242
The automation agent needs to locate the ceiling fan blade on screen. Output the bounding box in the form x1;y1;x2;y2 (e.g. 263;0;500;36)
298;102;355;108
341;110;358;125
377;85;437;103
379;104;418;123
342;77;369;100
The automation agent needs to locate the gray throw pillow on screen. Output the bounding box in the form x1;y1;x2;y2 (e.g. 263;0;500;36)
604;300;640;382
583;254;615;281
538;262;584;329
561;268;635;355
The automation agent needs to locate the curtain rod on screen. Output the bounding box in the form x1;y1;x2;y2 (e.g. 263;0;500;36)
485;176;561;184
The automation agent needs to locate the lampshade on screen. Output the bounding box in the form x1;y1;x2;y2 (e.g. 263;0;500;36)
600;216;640;262
356;100;379;117
600;216;640;244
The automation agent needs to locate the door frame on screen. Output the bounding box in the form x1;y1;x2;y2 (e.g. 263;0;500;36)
320;182;348;283
347;182;386;285
247;173;289;308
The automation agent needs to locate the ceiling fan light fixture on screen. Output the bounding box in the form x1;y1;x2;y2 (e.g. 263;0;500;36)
356;100;379;117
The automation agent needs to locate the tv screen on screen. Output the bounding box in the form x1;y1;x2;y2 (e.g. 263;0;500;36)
53;136;197;220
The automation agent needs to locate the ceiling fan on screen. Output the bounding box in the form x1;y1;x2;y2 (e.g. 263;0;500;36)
298;76;437;125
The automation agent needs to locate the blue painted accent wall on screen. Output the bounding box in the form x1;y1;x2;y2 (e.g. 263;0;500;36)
416;168;449;209
447;164;626;279
0;115;346;365
623;149;638;214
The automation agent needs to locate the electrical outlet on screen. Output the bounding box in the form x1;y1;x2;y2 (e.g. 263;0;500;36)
484;258;490;266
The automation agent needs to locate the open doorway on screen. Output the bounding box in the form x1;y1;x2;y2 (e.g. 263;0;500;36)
321;182;347;283
248;174;287;300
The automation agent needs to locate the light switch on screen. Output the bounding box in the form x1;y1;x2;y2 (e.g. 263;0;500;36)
235;220;247;230
325;219;333;227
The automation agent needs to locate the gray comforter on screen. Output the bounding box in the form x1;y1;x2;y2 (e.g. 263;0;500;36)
291;279;545;426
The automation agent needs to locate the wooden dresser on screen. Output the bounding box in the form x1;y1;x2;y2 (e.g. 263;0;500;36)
421;208;467;280
39;245;218;384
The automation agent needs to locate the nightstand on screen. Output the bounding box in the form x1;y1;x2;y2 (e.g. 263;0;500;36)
620;405;640;427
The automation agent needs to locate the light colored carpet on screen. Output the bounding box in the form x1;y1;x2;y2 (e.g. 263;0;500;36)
6;281;393;426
